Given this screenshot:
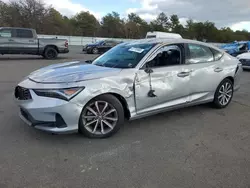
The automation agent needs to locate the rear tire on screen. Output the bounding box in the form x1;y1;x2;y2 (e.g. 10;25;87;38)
43;47;58;59
213;78;234;109
79;94;124;138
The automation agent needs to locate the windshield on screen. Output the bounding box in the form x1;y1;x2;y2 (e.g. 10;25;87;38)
92;43;156;68
146;35;156;38
94;41;104;45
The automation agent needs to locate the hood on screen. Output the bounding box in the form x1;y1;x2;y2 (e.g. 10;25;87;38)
237;52;250;59
28;61;122;83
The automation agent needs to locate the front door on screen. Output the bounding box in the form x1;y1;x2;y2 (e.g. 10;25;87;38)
135;44;192;114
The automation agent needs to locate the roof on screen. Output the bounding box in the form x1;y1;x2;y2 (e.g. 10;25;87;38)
123;38;222;51
0;27;34;30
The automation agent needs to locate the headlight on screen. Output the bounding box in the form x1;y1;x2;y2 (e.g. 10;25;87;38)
86;46;91;49
33;87;84;101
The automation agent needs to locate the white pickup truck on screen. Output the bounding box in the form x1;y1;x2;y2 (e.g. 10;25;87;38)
0;27;69;59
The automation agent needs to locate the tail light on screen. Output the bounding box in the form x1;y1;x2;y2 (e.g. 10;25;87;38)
65;40;68;48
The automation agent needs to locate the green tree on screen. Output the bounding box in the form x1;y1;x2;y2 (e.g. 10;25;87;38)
125;13;150;38
100;12;125;38
71;11;99;37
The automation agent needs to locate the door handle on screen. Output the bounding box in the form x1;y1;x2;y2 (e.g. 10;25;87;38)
8;39;14;42
177;72;190;77
214;67;223;72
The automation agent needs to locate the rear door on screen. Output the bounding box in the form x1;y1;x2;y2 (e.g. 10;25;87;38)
184;43;225;102
0;28;14;54
9;29;38;54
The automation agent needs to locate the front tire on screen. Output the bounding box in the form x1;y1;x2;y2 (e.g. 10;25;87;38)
213;78;234;109
79;94;124;138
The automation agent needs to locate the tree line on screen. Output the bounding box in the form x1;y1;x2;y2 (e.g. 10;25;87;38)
1;0;250;43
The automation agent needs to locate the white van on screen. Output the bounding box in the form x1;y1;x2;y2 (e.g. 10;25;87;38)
146;31;182;39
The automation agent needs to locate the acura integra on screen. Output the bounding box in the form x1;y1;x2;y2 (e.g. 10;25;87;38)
14;38;242;138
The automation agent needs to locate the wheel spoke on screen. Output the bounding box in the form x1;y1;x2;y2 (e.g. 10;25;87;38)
104;109;116;116
221;85;225;92
100;120;104;134
83;115;96;119
103;116;118;121
95;101;100;114
226;82;231;91
102;120;114;129
86;106;97;116
226;89;232;94
92;120;99;133
218;94;224;99
225;83;229;91
85;119;98;128
225;93;231;98
225;96;230;103
219;90;224;94
101;102;108;114
223;96;227;105
219;96;224;105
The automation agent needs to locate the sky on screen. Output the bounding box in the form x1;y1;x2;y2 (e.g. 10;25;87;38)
4;0;250;31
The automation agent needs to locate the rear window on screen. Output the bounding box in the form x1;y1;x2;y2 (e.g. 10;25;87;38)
16;29;33;38
0;29;12;37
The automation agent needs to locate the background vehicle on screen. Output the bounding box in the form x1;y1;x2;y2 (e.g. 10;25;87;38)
237;52;250;70
220;41;250;57
0;27;69;59
146;31;182;39
82;40;122;54
15;39;242;138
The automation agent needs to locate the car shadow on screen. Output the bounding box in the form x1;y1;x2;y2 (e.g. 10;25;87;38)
20;103;214;145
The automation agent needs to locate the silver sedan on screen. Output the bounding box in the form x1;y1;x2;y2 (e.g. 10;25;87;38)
14;38;242;138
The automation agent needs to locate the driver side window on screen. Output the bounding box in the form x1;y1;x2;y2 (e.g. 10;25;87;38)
148;44;182;68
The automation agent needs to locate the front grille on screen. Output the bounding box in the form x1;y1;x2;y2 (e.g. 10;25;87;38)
15;86;32;100
239;59;250;66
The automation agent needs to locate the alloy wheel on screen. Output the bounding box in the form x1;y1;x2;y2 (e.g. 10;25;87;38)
47;50;56;59
82;101;118;135
218;82;233;106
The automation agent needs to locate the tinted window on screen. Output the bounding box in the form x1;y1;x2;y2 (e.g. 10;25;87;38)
148;45;182;67
0;29;12;37
16;29;33;38
92;43;156;68
146;35;156;38
210;48;223;61
187;44;214;63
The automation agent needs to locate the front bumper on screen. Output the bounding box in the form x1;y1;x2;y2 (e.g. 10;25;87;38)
15;89;82;134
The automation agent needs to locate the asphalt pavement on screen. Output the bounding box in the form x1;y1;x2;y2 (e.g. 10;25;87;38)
0;46;250;188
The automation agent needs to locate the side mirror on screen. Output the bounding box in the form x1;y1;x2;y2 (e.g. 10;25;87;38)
144;61;153;74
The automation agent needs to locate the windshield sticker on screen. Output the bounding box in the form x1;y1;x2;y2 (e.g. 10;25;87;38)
128;47;144;53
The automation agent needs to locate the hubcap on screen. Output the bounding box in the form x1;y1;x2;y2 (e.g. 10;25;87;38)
82;101;118;135
47;50;55;58
218;82;233;106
